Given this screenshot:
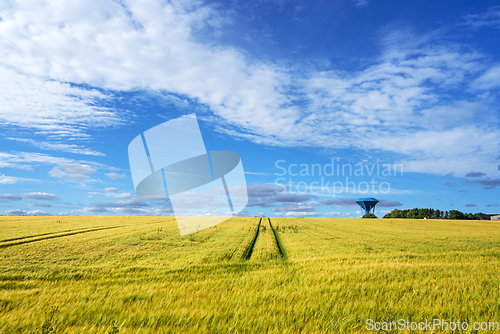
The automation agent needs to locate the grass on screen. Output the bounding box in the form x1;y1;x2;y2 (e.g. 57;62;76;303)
0;216;499;333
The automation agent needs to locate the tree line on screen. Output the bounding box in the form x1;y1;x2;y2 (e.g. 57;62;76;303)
383;208;484;220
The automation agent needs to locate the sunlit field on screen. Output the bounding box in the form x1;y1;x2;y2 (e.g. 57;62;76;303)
0;216;499;333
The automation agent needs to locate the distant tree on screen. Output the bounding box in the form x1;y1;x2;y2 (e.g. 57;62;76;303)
383;208;483;220
392;209;405;218
448;210;466;220
362;213;377;218
383;209;403;218
418;208;431;219
407;208;419;219
383;208;411;218
473;212;484;220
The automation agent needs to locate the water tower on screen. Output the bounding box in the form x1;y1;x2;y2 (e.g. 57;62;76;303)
356;197;379;216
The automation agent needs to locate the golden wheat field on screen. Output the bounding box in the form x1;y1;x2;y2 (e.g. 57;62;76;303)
0;216;499;333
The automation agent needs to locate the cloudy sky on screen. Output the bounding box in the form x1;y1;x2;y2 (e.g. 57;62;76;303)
0;0;499;218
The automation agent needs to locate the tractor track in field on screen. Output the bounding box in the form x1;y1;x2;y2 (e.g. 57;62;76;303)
0;219;174;248
241;218;262;260
268;218;287;259
0;219;172;244
240;218;287;261
0;226;117;243
0;225;126;248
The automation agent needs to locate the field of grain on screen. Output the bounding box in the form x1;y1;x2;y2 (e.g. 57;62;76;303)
0;216;499;333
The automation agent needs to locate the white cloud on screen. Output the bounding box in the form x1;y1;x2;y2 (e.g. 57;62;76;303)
49;163;97;180
27;202;52;207
22;192;61;200
0;0;498;179
104;187;118;192
0;194;23;202
0;152;119;186
4;209;27;215
324;211;352;217
471;65;500;90
284;211;319;216
0;0;295;145
0;151;77;169
0;174;35;184
0;67;118;139
277;202;317;213
75;205;173;216
91;198;149;208
27;210;51;216
7;138;105;156
462;6;500;29
323;211;341;216
353;0;369;8
107;192;131;199
105;173;126;180
0;192;59;203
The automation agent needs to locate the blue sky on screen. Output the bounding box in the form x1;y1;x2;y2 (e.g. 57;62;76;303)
0;0;499;218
